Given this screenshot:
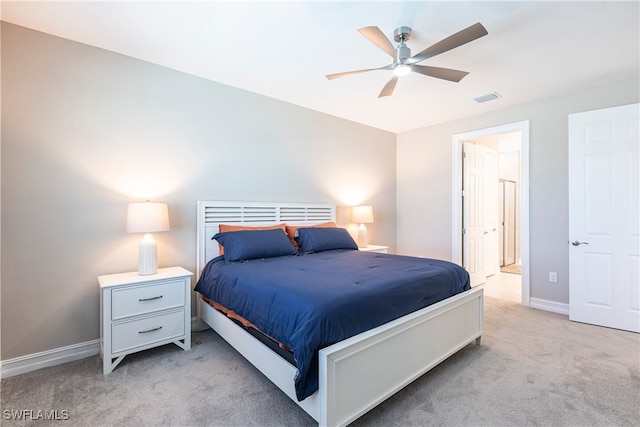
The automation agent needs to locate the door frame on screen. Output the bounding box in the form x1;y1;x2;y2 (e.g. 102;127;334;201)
451;120;531;306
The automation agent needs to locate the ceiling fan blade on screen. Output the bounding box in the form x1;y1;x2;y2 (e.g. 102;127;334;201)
326;64;393;80
410;64;469;82
407;22;488;64
358;26;397;59
378;76;398;98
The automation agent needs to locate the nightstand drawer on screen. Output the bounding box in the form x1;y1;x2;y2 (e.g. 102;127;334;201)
112;279;185;320
112;309;185;353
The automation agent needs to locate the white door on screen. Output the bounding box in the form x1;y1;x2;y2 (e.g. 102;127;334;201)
463;142;497;286
568;103;640;333
463;141;486;286
483;147;499;277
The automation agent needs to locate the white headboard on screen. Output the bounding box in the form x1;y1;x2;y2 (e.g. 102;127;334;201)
196;200;335;278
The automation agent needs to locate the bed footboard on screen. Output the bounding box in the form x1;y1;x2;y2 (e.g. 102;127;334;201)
318;287;483;427
199;287;483;427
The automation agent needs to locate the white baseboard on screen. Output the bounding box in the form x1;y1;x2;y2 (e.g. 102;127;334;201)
1;339;101;379
529;297;570;316
1;317;203;379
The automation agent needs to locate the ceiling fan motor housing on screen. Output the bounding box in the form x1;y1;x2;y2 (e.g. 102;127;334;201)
396;44;411;60
394;26;412;61
393;26;412;42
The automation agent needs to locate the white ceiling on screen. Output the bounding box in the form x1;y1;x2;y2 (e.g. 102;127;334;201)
2;1;639;133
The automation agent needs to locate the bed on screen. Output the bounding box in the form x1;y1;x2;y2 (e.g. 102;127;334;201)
195;201;483;426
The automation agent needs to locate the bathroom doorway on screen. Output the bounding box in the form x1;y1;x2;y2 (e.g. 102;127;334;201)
452;121;529;306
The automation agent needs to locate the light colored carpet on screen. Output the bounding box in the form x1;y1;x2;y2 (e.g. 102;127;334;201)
1;295;638;426
500;264;522;275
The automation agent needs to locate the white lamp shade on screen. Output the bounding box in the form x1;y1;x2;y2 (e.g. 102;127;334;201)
126;202;170;233
352;205;374;224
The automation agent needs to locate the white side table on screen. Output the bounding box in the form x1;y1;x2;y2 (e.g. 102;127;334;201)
99;266;193;374
359;245;389;254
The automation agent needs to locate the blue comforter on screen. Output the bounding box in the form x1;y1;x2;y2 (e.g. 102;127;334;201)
194;249;470;401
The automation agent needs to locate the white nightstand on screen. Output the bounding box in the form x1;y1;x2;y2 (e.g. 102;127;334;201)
99;266;193;374
359;245;389;254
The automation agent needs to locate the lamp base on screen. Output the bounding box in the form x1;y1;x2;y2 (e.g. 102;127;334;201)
138;233;158;275
357;224;369;248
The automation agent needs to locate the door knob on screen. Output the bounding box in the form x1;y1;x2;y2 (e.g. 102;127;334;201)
570;241;589;246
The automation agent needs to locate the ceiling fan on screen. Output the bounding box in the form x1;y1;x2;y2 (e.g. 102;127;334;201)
326;23;488;98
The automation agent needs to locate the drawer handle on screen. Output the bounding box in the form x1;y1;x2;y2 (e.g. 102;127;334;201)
139;295;163;302
138;326;163;334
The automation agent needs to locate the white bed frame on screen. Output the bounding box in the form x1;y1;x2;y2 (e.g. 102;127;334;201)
196;201;483;427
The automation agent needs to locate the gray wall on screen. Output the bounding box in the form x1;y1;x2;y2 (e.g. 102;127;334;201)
396;77;639;304
0;23;396;360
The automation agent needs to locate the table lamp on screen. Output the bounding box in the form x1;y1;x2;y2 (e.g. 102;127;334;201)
126;201;170;275
352;205;374;248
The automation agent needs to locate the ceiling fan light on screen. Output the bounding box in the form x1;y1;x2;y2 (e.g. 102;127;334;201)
393;64;411;77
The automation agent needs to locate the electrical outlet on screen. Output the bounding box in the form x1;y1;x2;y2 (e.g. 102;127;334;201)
549;272;558;283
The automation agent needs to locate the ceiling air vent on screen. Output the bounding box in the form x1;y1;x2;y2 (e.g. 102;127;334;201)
474;92;501;103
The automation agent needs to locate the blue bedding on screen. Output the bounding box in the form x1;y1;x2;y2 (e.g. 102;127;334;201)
194;249;470;401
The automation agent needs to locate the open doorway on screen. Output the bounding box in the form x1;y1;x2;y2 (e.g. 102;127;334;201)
451;121;530;306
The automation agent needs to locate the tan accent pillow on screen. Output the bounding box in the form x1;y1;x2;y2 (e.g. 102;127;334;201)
217;223;286;254
285;221;337;250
